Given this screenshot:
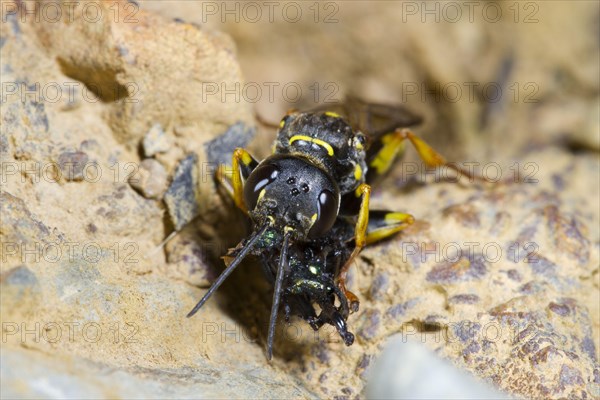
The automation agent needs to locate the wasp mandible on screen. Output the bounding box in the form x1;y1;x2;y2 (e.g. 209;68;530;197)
187;98;482;359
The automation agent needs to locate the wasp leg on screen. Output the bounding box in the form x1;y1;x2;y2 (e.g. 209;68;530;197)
365;210;414;245
331;210;413;314
216;148;259;213
366;128;488;183
366;129;407;183
331;279;351;320
255;113;280;129
337;183;370;313
256;109;299;129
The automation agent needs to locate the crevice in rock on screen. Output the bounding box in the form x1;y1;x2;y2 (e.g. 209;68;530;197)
562;137;600;154
56;57;129;103
406;319;445;333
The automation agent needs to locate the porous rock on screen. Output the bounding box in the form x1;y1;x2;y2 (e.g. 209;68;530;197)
1;1;598;399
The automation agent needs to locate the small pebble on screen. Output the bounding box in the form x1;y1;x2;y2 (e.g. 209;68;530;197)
164;153;200;230
142;123;171;157
128;158;168;199
58;151;89;181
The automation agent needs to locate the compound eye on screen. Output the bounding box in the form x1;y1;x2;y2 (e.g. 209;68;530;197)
243;163;280;210
308;189;339;238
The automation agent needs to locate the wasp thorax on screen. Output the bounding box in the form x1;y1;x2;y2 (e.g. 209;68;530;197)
275;112;368;194
243;155;340;239
278;113;356;159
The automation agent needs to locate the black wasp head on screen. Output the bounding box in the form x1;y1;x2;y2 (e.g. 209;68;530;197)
243;154;340;241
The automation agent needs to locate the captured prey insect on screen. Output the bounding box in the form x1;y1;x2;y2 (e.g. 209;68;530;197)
186;97;482;359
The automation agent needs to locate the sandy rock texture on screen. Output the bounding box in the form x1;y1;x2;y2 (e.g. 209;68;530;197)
1;0;300;398
2;1;599;399
143;0;599;159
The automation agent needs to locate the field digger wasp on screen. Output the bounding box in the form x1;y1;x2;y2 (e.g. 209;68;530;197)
187;97;483;359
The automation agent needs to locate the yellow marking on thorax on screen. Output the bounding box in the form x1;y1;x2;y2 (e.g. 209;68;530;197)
354;163;362;181
289;135;334;157
324;111;341;118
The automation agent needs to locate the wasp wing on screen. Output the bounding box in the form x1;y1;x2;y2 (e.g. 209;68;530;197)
307;96;423;144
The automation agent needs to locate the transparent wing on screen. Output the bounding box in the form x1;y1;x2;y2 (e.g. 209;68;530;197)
307;96;423;145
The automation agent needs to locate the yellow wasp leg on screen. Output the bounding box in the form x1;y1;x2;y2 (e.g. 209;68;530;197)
401;128;492;181
369;128;488;182
368;131;407;179
231;148;251;212
365;211;414;245
216;148;258;214
337;183;371;313
215;165;237;202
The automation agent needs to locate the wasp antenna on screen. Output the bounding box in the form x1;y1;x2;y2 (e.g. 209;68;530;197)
255;112;279;129
186;223;270;318
266;232;291;360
